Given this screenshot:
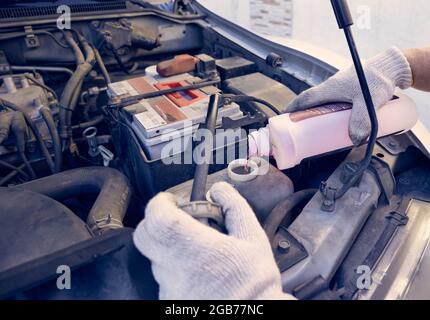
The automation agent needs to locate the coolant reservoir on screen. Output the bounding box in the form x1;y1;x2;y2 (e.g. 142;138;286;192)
248;93;418;170
167;158;294;222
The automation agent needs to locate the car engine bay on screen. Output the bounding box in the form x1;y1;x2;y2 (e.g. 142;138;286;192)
1;1;430;300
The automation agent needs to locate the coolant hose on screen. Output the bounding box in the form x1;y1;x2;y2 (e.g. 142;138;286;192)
264;189;317;249
15;167;131;234
93;47;111;84
60;32;95;142
67;35;96;128
60;33;84;133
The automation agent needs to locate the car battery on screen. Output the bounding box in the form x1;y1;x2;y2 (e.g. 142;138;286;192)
108;66;244;160
131;114;245;160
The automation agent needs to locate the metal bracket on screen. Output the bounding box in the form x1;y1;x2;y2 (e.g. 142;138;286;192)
179;201;224;227
24;26;39;48
320;181;338;212
386;210;409;226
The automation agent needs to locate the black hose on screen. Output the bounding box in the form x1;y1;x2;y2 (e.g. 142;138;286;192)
15;167;131;235
227;95;282;115
114;79;221;108
249;97;282;116
224;95;281;116
40;107;62;172
110;46;138;75
0;98;56;173
264;189;317;248
190;94;220;202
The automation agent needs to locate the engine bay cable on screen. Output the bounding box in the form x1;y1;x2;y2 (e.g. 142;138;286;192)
110;78;221;109
221;94;282;116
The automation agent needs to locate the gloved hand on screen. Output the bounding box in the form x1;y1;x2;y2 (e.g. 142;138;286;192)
287;47;413;146
133;182;295;300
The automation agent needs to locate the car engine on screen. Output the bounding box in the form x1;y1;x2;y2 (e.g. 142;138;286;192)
1;1;430;300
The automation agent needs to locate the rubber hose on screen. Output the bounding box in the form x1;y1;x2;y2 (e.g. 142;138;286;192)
93;47;111;84
40;107;62;172
60;32;84;139
264;189;317;248
190;94;220;202
66;38;95;130
15;167;131;235
67;78;84;128
60;33;94;141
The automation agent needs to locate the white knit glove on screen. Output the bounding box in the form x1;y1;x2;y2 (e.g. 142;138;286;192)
133;182;295;300
287;47;413;146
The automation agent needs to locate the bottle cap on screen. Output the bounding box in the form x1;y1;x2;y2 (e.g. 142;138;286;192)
248;127;271;158
227;159;259;183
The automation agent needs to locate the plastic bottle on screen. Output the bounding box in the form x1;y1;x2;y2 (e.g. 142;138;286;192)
248;93;418;170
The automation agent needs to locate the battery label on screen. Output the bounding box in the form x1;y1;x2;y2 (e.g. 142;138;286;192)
134;101;167;130
108;81;139;97
134;97;188;131
128;77;157;94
